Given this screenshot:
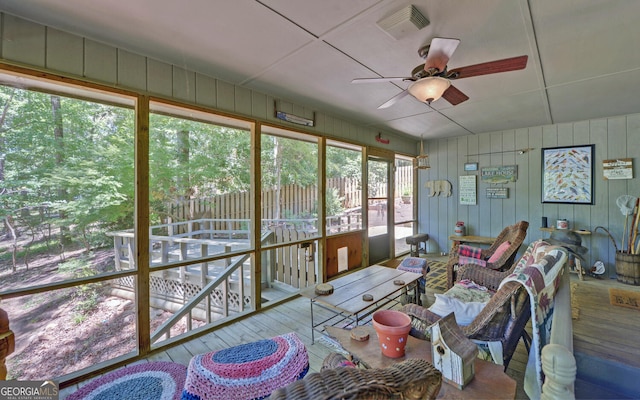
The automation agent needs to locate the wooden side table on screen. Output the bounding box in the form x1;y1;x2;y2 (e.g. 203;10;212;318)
448;235;496;253
540;227;591;280
325;326;516;399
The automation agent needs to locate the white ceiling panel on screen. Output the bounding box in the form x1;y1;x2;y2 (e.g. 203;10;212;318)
443;91;551;134
0;0;638;140
547;69;640;124
260;0;379;37
531;0;640;86
378;109;466;139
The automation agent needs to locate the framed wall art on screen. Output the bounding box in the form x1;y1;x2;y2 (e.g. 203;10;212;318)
464;162;478;171
541;144;595;204
459;175;477;205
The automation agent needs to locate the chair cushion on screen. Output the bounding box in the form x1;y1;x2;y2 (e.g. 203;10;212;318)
397;257;429;276
487;241;512;264
181;332;309;400
446;281;493;303
405;233;429;245
458;255;486;267
429;294;487;326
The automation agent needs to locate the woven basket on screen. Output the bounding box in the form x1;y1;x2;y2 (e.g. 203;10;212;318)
270;357;442;400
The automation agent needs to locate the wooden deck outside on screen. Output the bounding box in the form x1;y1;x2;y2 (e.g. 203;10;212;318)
59;265;640;400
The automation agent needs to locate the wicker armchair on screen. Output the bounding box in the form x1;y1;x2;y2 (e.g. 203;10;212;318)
400;280;531;369
270;354;443;400
446;220;529;289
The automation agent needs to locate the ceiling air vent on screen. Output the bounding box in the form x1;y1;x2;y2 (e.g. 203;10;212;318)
377;5;429;40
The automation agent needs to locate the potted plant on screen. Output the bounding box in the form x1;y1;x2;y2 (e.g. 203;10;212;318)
401;188;412;204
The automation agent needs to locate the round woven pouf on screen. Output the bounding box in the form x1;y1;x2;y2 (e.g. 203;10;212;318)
181;332;309;400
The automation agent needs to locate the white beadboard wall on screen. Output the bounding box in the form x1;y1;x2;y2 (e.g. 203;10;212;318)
0;13;416;154
421;117;640;277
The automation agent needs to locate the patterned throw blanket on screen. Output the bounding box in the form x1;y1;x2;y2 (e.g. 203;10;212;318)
499;240;568;400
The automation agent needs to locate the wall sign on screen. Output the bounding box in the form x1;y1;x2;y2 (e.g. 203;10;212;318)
464;162;478;171
459;175;477;205
480;165;517;183
603;158;633;180
486;187;508;199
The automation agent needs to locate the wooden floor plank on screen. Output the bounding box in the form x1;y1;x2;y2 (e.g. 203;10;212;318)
145;350;172;363
164;343;193;366
181;336;213;358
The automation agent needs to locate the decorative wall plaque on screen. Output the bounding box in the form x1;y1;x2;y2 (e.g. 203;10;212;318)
480;165;517;183
459;176;477;205
603;158;633;180
486;188;508;199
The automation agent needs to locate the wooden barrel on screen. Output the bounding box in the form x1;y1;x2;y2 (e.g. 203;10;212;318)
615;252;640;285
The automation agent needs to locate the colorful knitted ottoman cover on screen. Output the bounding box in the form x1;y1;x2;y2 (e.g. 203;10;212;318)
397;257;430;291
181;332;309;400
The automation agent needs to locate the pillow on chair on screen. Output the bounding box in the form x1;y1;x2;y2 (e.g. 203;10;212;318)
428;282;492;326
429;294;487;326
458;244;487;267
458;244;483;259
487;241;511;264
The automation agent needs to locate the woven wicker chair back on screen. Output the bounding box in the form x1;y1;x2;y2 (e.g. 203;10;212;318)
447;221;529;289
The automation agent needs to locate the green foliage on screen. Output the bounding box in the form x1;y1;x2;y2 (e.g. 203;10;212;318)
0;82;368;266
326;145;361;180
0;240;50;264
57;254;94;278
0;86;135;253
325;187;345;217
261;135;317;188
58;255;103;322
148;113;252;224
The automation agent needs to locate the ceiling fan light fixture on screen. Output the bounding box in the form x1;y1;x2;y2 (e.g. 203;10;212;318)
408;77;451;104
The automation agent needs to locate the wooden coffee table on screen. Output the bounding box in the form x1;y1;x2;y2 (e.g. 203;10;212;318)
325;325;516;399
448;235;496;252
300;265;422;342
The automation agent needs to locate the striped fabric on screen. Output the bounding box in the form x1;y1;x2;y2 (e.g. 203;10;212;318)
458;255;487;267
458;244;483;259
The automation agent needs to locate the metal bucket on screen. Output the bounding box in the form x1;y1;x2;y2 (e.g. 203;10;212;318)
615;252;640;286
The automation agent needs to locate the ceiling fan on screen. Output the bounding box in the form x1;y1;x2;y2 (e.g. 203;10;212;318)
352;37;528;109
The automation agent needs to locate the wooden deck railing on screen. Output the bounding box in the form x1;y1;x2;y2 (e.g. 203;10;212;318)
149;247;254;343
107;220;323;343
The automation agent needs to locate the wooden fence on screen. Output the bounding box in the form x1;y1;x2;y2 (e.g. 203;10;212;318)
166;178;360;232
165;165;412;233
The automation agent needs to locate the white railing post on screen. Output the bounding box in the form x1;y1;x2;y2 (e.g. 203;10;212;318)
541;344;576;400
541;266;576;399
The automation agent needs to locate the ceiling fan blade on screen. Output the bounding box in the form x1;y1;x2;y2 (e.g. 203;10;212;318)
448;55;528;79
441;85;469;105
351;77;412;84
423;37;460;72
378;90;410;109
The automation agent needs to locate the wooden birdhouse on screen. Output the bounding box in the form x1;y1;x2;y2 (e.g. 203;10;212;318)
431;312;478;389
